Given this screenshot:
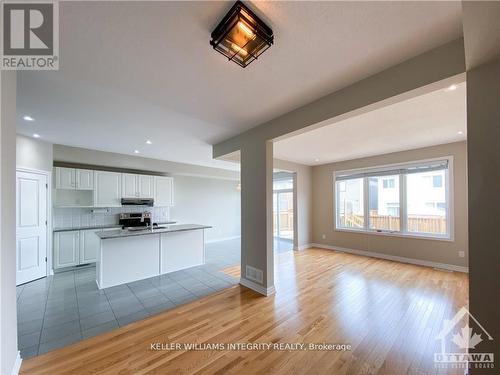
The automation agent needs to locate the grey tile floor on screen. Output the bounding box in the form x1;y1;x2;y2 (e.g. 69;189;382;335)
16;237;293;359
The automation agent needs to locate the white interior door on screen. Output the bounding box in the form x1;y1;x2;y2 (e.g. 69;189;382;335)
16;171;47;285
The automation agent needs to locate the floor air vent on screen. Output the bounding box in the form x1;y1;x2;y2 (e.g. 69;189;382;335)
245;265;263;284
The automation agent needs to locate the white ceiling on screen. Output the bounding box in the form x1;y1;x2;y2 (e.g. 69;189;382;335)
274;82;467;166
17;1;463;170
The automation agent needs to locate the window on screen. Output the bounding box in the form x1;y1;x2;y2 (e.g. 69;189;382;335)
336;178;364;229
369;175;400;231
273;179;293;190
335;158;451;239
407;170;447;235
382;178;395;189
386;203;400;217
432;175;443;188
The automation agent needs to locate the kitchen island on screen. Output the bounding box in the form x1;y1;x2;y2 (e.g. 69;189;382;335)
96;224;210;289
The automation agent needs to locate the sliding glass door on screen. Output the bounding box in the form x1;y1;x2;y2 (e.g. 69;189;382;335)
273;190;293;241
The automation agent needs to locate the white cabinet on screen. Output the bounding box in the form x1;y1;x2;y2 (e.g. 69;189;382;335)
76;169;94;190
55;167;75;189
122;173;154;198
79;229;100;264
94;171;122;207
154;176;174;206
55;167;93;190
138;175;154;198
122;173;138;198
54;231;79;269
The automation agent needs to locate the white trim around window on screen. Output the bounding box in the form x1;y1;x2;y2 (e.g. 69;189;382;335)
333;156;454;241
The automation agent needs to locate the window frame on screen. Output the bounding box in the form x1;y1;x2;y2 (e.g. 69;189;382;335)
333;156;454;241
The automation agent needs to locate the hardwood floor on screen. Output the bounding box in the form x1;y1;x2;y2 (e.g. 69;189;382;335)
21;248;468;375
220;265;241;278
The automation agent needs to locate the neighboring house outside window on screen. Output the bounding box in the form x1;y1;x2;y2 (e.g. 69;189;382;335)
335;158;451;238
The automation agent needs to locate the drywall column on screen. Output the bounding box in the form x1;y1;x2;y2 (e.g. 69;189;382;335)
239;139;274;295
466;60;500;371
463;2;500;371
0;72;20;374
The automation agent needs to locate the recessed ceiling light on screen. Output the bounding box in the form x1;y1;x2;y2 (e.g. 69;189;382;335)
445;84;457;92
314;158;320;162
146;140;152;145
23;115;35;122
33;133;40;138
134;150;140;154
458;131;464;135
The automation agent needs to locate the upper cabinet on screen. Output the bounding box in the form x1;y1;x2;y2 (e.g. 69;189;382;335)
55;167;75;189
122;173;138;198
122;174;154;198
54;167;173;207
76;169;94;190
94;171;122;207
154;176;174;207
138;175;154;198
55;167;94;190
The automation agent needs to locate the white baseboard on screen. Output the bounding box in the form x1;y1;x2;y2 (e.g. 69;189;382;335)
11;351;22;375
294;243;313;251
206;235;240;244
239;277;275;296
310;243;469;273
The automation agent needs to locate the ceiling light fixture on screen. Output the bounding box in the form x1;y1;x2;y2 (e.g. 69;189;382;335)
33;133;40;138
146;140;152;145
445;84;457;92
314;158;320;162
458;131;464;135
210;1;274;68
134;150;140;154
23;115;35;122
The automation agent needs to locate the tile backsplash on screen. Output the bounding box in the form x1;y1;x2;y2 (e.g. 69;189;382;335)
53;206;170;229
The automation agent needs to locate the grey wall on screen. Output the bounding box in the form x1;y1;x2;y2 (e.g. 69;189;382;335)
1;72;19;374
171;175;240;242
16;134;53;171
466;60;500;369
311;142;468;268
240;140;274;291
54;144;238;180
274;159;312;249
461;4;500;367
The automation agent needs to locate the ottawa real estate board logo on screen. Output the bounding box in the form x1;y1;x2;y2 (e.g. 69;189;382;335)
1;1;59;70
435;306;494;371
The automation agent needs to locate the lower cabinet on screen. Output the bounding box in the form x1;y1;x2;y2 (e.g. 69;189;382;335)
54;230;80;269
54;228;105;269
79;229;101;264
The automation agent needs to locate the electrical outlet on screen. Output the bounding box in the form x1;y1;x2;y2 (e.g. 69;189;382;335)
322;234;326;240
458;251;465;258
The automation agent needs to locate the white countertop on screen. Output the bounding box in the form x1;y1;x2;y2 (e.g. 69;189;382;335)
53;224;122;232
53;221;177;232
97;224;211;239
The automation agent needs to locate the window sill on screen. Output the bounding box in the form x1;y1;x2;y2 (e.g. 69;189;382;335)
334;227;453;242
